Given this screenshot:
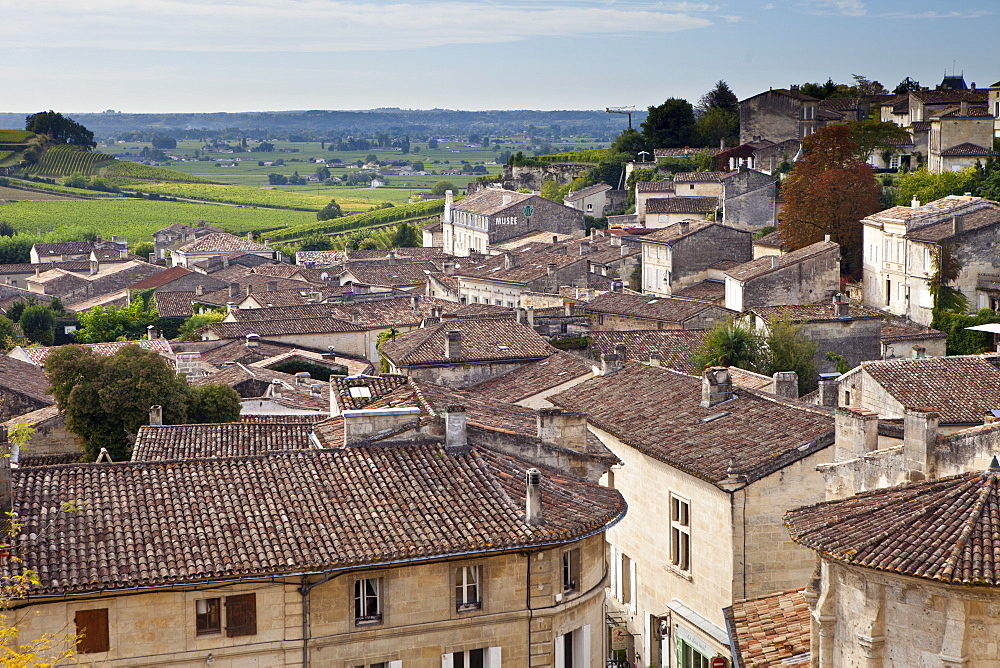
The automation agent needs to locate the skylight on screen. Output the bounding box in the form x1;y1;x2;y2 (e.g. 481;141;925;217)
349;386;372;399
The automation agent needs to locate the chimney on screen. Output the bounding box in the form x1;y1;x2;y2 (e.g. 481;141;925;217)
600;352;623;376
952;215;964;235
246;283;253;295
547;262;557;277
149;405;163;426
175;351;202;380
229;282;240;298
579;241;591;256
515;307;526;324
771;371;799;398
147;325;156;340
833;293;850;318
611;235;622;247
562;301;572;317
903;407;939;479
410;294;419;311
444;190;454;223
432;306;442;319
445;330;462;358
0;427;11;515
620;245;628;257
818;375;840;407
525;468;543;525
614;343;626;360
911;197;921;208
149;252;157;263
960;99;969;116
911;345;926;358
342;407;422;445
195;284;204;296
770;255;779;269
34;265;39;277
89;260;99;275
649;352;662;366
536;408;588;454
263;238;270;247
700;367;733;408
679;220;690;234
267;281;278;292
295;371;311;386
504;252;517;269
443;260;456;275
245;333;260;348
834;406;879;461
310;383;322;396
526;306;535;327
612;279;623;292
268;378;283;398
502;193;512;206
445;405;469;453
552;235;558;244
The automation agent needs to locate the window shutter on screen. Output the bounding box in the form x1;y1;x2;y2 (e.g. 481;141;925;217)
225;593;257;637
629;559;637;615
485;646;502;668
441;653;455;668
577;626;591;668
554;634;565;668
389;662;403;668
75;608;110;654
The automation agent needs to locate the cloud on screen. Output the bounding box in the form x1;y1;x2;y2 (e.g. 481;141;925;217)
802;0;866;16
880;10;991;19
762;3;774;9
0;0;716;52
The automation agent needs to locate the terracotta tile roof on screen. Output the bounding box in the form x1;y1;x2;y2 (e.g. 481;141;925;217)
201;317;364;339
199;339;322;368
724;589;811;668
673;171;734;183
635;181;675;193
912;89;988;104
750;303;885;323
452;249;587;286
452;189;533;215
32;241;94;257
911;120;932;132
786;469;1000;585
0;263;38;273
241;287;342;308
725;240;838;282
131;422;316;460
0;355;55;405
641;220;732;245
154;291;196;318
865;195;988;224
10;446;624;596
550;362;834;485
752;230;790;250
727;367;775;391
296;247;447;267
195;362;330;399
343;261;438;288
467;351;593;403
860;354;1000;424
564;183;612;202
63;290;129;313
939;142;991;156
174;232;271;254
238;413;327;424
381;319;554;366
653;148;723;157
584;291;729;324
19;453;81;467
880;320;948;343
16;339;173;367
645;197;718;214
229;296;454;330
250;263;305;279
330;374;410;411
589;330;706;374
673;280;726;302
1;404;62;430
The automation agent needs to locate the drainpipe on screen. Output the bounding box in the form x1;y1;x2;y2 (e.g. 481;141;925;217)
299;572;342;668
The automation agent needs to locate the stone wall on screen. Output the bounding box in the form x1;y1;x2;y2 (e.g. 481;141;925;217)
402;360;535;389
721;169;778;229
740;91;811;144
796;317;883;374
739;246;840;310
671;225;753;289
505;164;593;190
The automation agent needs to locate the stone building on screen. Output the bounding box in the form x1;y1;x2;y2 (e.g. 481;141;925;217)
562;183;625;216
3;409;624;668
634;180;675;220
724;239;840;312
440;189;585;257
638;220;752;296
0;355;55;422
720;167;779;230
170;232;275;269
860;195;1000;325
671;172;732;198
550;363;836;667
152;221;224;260
739;87;821;144
927;103;995;173
640;197;719;228
585;290;735;331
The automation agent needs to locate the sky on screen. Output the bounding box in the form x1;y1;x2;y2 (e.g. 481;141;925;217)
1;0;997;114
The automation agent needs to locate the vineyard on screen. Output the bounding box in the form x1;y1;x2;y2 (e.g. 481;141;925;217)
536;149;609;164
268;198;447;242
0;130;34;144
1;178;122;198
133;183;335;210
0;200;314;242
23;145;115;177
103;161;217;183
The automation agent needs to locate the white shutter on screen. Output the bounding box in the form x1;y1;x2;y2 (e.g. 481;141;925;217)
389;662;402;668
485;646;502;668
576;626;591;668
441;653;454;668
629;559;637;615
554;634;565;668
610;546;619;600
613;548;623;602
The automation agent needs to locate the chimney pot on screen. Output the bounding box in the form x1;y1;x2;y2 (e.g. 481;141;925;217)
903;407;940;477
147;325;156;340
834;406;879;460
525;468;543;525
771;371;799;398
912;345;926;358
149;405;163;426
245;333;260;348
445;405;468;453
600;352;623;376
700;367;733;408
229;283;240;298
649;352;662;366
679;220;690;234
295;371;311;386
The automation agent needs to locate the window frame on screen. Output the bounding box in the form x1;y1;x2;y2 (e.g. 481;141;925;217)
669;494;691;574
561;548;581;594
455;564;482;612
195;597;222;636
74;608;110;654
354;577;383;626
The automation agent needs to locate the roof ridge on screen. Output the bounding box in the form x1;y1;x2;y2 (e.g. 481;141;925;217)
937;473;997;582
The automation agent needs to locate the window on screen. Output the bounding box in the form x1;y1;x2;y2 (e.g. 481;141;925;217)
586;203;593;211
554;626;590;668
75;608;109;654
354;662;401;668
670;495;691;572
455;565;481;611
679;640;710;668
562;548;581;594
355;578;382;624
689;184;695;190
886;279;892;305
196;598;221;635
442;647;501;668
224;593;257;637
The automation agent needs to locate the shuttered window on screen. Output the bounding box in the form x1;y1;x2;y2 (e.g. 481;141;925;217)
75;608;110;654
225;593;257;637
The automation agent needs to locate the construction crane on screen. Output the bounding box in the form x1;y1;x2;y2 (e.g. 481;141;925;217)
605;106;637;129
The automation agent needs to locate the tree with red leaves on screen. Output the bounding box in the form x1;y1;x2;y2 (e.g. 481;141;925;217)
779;125;882;276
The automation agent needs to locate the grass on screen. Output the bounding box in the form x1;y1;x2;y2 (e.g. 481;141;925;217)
0;185;83;202
0;199;315;244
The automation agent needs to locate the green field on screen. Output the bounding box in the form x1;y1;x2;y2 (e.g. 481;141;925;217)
130;182;406;212
24;145;116;177
0;199;314;243
0;185;82;202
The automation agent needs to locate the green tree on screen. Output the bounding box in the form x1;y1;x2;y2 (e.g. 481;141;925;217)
693;319;764;372
317;199;343;221
389;223;421;248
540;179;562;202
364;153;378;164
895;168;977;206
358;238;381;250
0;315;15;350
410;160;424;172
695;80;739;116
20;305;55;346
0;236;34;264
132;240;155;259
893;77;922;94
847;118;912;163
641;98;696;149
428;139;439;149
759;316;819;395
610;128;648;159
25;110;96;149
267;173;288;185
45;344;191;461
178;311;225;342
186;383;241;424
694;81;740;147
73;301;158;343
431;180;456;196
315;165;331;181
299;233;334;252
0;221;14;237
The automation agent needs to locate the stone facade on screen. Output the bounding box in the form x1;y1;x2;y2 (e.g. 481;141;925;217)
13;534;607;668
739;88;820;144
640;221;752;297
928;114;994;173
720;168;779;230
725;242;840;312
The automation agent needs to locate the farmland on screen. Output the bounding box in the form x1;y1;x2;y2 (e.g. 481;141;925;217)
0;199;313;243
132;182;393;212
23;145;116;177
